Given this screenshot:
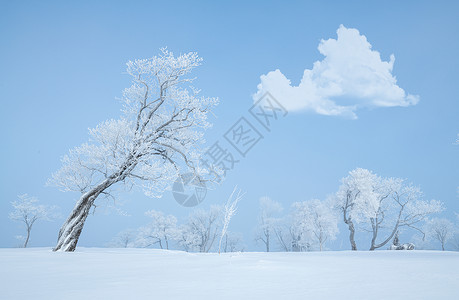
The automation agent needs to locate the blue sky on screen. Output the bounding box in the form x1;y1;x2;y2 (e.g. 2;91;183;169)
1;0;458;250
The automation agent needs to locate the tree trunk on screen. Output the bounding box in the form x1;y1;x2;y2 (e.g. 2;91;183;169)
53;194;95;251
370;217;401;251
343;201;357;251
53;179;114;252
370;227;398;251
24;227;31;248
345;219;357;250
266;233;270;252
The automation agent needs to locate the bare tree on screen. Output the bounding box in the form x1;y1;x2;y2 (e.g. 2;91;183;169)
255;197;283;252
48;49;218;251
9;194;57;248
218;187;244;254
426;218;455;251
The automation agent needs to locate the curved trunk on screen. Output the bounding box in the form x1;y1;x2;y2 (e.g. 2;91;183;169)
370;210;403;251
343;213;357;251
53;194;93;252
369;218;378;251
53;178;115;252
24;227;31;248
370;224;398;251
343;194;357;251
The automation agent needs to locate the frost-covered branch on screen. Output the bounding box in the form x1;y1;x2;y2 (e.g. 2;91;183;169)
290;199;338;251
218;187;244;254
49;49;218;251
178;206;222;253
426;218;455;250
255;197;283;252
9;194;58;248
334;168;443;251
136;210;178;249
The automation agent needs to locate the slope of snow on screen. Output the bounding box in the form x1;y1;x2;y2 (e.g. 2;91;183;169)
1;248;458;299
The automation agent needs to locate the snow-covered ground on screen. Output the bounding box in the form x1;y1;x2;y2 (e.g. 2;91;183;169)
1;248;458;299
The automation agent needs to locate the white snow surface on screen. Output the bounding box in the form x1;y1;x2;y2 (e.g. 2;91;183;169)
1;248;458;299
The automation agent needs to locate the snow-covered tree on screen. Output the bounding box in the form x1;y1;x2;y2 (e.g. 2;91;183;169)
335;168;380;250
178;206;222;252
218;187;244;254
255;196;283;252
366;178;443;250
335;168;443;250
9;194;57;248
136;210;178;249
108;229;137;248
176;226;199;252
291;199;339;251
426;218;455;251
48;49;218;251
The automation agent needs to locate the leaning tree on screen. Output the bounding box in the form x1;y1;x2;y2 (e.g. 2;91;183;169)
49;49;218;251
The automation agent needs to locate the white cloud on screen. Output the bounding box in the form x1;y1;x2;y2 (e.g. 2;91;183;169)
253;25;419;119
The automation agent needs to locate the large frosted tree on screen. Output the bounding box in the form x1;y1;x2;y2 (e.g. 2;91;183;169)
335;168;443;250
49;49;218;251
335;168;380;250
366;178;443;250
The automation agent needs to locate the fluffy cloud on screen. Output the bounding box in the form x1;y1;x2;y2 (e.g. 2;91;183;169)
253;25;419;119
